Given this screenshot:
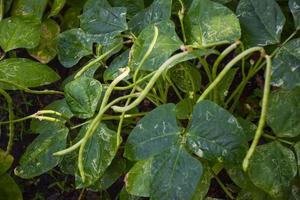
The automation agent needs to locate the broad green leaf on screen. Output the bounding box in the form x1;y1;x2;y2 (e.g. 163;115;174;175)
30;99;73;134
80;2;127;35
151;146;203;200
236;118;256;141
0;16;41;52
248;142;297;199
61;7;81;30
192;167;212;200
294;142;300;174
289;0;300;29
104;49;130;81
49;0;66;17
0;58;60;90
126;159;152;197
83;0;110;12
124;104;181;160
75;123;119;187
271;39;300;90
128;0;172;34
0;149;13;175
187;100;248;164
176;98;194;120
129;20;182;72
0;174;22;200
12;0;48;19
14;127;68;179
64;77;102;119
236;0;286;46
109;0;144;18
29;19;60;64
120;187;142;200
57;28;93;68
184;0;241;47
267;87;300;138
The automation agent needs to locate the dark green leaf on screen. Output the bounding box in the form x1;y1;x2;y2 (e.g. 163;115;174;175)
176;98;194;120
49;0;66;17
271;38;300;90
237;118;256;141
0;174;22;200
267;87;300;138
192;167;212;200
12;0;48;19
184;0;241;47
187;100;248;164
130;20;182;72
0;58;60;90
124;104;181;160
215;68;238;104
109;0;144;18
61;7;81;30
248;142;297;199
128;0;172;34
294;142;300;174
83;0;110;12
236;0;286;46
0;16;41;52
29;19;60;64
151;146;203;200
14;127;68;179
289;0;300;30
120;187;142;200
0;149;13;175
64;77;102;119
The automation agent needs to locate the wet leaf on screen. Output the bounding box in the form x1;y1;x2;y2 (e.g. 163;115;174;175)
109;0;144;18
289;0;300;30
124;104;181;160
248;142;297;199
187;100;248;164
236;0;285;46
0;16;41;52
64;77;102;119
49;0;66;17
14;127;68;179
267;87;300;138
0;174;23;200
0;58;60;90
0;149;13;175
184;0;241;47
12;0;48;19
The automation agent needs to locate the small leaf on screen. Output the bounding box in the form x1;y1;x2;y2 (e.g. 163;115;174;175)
83;0;110;12
12;0;48;19
75;123;119;187
184;0;241;47
151;146;203;200
64;77;102;119
0;16;41;52
124;104;181;160
289;0;300;30
267;87;300;138
29;19;60;63
0;149;14;175
187;100;248;164
248;142;297;199
0;58;60;90
49;0;66;17
271;38;300;90
0;174;23;200
129;20;182;72
176;98;194;120
236;0;286;46
109;0;144;18
128;0;172;34
15;127;69;179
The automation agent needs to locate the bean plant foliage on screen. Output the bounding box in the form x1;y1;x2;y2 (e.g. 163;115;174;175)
0;0;300;199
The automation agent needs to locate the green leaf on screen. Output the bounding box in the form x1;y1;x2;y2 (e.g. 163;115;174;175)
271;38;300;90
0;174;23;200
125;159;152;197
83;0;110;12
57;28;93;68
61;7;81;30
120;187;142;200
0;16;41;52
248;142;297;199
75;123;119;187
14;127;68;179
124;104;181;160
294;142;300;174
0;58;60;90
0;149;13;175
236;118;256;141
187;100;248;164
192;167;212;200
289;0;300;30
64;77;102;119
49;0;66;17
128;0;172;34
109;0;144;18
215;68;238;104
176;98;194;120
80;2;127;35
184;0;241;47
150;146;203;200
236;0;286;46
12;0;48;19
29;19;60;64
129;20;182;72
267;87;300;138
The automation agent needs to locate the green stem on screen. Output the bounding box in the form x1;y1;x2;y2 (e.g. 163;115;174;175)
242;55;272;171
263;134;294;146
0;0;3;21
178;0;186;43
213;172;234;199
114;72;155;90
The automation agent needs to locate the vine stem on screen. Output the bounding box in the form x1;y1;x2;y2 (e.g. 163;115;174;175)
0;0;3;21
242;55;272;171
0;88;14;155
197;47;264;103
